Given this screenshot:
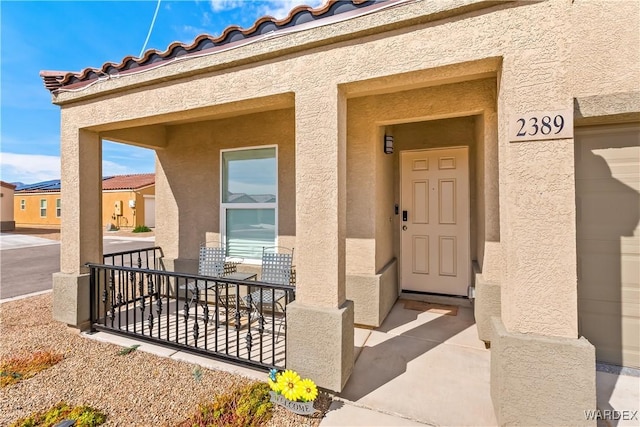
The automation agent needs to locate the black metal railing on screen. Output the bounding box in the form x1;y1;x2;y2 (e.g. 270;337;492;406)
103;246;164;269
87;262;294;370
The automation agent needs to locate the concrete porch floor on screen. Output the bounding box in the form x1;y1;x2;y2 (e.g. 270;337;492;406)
323;300;640;427
324;300;496;426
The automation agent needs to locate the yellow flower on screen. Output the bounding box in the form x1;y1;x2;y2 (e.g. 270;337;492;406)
299;378;318;402
277;370;302;401
268;377;281;392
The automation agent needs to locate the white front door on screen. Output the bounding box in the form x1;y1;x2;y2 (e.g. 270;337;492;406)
400;147;470;296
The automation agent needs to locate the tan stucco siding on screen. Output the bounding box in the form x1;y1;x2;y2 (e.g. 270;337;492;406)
14;193;62;225
54;2;598;131
14;189;153;228
571;0;640;99
1;186;14;223
155;108;295;262
102;188;154;229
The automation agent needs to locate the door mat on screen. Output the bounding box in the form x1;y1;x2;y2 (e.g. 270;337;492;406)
401;299;458;316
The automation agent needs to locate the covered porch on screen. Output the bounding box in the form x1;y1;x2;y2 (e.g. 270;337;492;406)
44;1;612;423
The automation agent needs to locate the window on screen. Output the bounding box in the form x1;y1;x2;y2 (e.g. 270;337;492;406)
56;199;61;217
40;199;47;217
20;199;25;210
221;147;277;260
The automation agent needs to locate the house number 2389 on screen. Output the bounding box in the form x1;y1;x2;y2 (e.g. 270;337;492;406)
516;115;564;136
510;109;573;142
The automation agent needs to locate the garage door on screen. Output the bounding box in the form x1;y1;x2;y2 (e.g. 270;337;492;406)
576;123;639;369
144;196;155;228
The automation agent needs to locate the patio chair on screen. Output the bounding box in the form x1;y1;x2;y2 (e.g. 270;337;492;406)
181;244;257;326
245;246;294;336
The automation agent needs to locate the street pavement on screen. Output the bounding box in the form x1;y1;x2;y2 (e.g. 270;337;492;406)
0;234;156;300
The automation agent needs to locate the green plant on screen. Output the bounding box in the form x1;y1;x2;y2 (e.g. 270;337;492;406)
116;344;140;356
10;402;106;427
132;225;151;233
192;365;203;382
1;351;63;388
178;382;273;427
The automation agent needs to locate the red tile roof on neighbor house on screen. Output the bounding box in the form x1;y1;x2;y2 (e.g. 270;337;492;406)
102;173;155;191
40;0;393;92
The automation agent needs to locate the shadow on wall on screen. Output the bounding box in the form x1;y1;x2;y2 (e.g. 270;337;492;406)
576;128;640;423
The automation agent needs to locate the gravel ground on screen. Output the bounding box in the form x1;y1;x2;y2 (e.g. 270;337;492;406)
0;293;331;426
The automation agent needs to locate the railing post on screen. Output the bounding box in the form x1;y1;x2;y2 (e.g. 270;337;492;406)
89;265;96;332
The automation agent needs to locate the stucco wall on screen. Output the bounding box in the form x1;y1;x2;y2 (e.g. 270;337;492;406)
1;185;15;230
102;189;154;229
155;108;295;263
14;193;61;225
570;0;640;99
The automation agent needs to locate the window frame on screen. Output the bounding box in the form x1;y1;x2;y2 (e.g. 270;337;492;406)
40;199;47;217
56;198;61;218
220;145;278;263
20;199;26;210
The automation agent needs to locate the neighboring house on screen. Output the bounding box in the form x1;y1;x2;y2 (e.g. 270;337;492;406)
0;181;16;231
14;174;155;229
40;1;639;425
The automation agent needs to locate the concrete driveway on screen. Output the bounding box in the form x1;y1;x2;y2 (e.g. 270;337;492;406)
0;234;60;250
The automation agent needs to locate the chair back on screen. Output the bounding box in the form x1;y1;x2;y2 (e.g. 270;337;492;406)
261;247;294;286
198;246;226;278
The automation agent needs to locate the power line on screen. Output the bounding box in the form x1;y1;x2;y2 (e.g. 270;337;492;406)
139;0;162;58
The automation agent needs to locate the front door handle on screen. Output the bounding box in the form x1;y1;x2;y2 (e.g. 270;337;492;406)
402;210;408;222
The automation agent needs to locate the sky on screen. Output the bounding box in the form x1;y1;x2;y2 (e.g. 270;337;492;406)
0;0;323;185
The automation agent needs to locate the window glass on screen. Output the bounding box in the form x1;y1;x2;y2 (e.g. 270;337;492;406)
225;209;276;259
40;199;47;217
56;199;61;217
222;148;276;203
221;147;277;260
20;199;25;210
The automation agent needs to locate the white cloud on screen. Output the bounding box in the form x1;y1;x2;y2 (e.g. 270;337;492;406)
260;0;326;19
0;152;140;185
0;153;60;184
209;0;244;12
102;160;138;177
208;0;326;19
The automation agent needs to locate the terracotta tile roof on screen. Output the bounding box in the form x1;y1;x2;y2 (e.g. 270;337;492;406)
1;180;17;190
14;174;154;193
40;0;388;92
102;173;155;191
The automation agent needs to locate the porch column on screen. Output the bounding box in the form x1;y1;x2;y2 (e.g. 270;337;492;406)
490;62;595;423
52;126;103;330
287;85;354;392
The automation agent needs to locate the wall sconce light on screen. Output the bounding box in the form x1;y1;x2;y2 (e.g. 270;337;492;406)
384;135;394;154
